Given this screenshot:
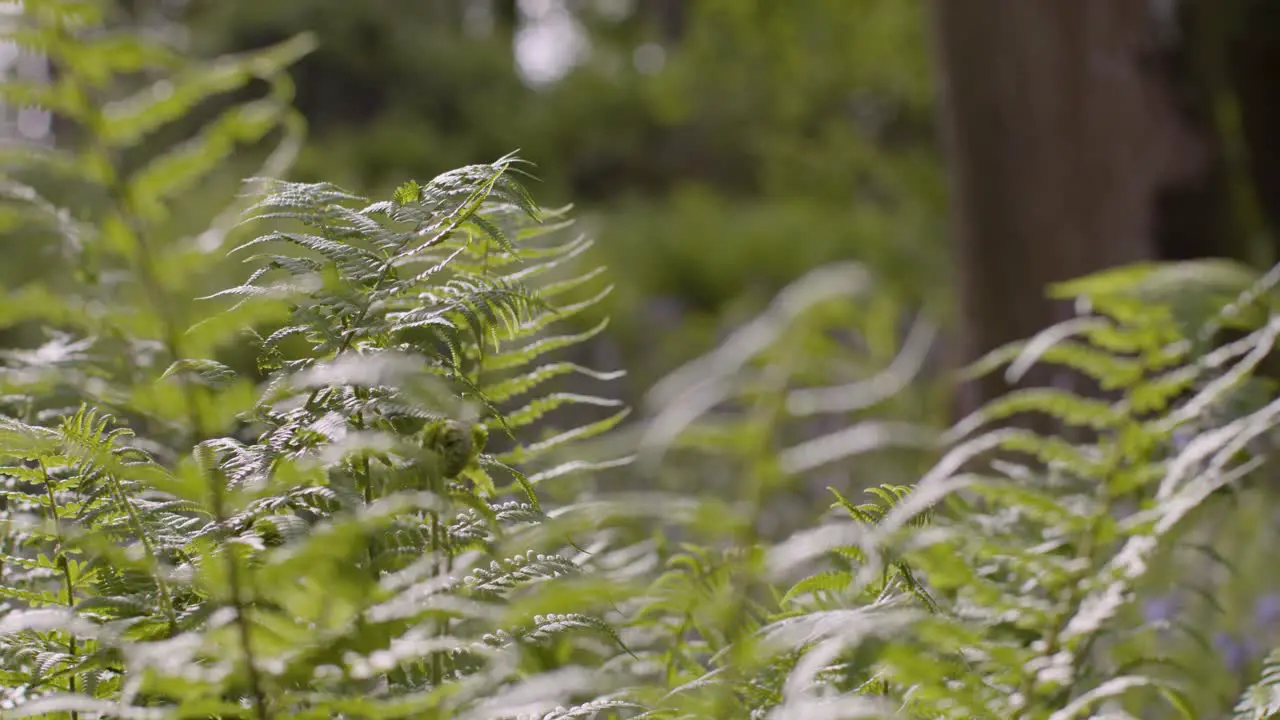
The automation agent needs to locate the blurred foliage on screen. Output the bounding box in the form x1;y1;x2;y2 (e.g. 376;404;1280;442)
178;0;946;394
5;4;1280;717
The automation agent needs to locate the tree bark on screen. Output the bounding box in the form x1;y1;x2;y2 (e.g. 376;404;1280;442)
1226;0;1280;263
930;0;1223;415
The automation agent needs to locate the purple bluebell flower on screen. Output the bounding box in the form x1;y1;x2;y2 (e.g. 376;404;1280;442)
1254;593;1280;628
1214;631;1253;673
1143;593;1179;624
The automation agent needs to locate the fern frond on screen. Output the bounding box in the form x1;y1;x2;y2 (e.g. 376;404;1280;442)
1236;646;1280;719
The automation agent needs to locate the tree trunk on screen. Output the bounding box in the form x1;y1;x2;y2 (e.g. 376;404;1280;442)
1226;0;1280;264
930;0;1225;415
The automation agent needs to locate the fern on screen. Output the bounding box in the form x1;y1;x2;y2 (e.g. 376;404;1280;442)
574;257;1280;719
0;1;629;716
0;150;628;713
1237;646;1280;719
6;4;1280;719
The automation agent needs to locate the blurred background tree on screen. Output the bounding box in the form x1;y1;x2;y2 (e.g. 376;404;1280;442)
932;0;1280;413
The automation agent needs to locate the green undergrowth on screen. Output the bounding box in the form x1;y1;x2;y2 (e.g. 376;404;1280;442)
4;2;1280;719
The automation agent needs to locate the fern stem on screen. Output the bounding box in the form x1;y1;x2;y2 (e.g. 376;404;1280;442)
429;466;446;689
39;459;79;720
83;124;272;720
128;217;272;720
710;357;795;716
664;612;694;687
1021;503;1104;713
205;460;271;720
359;454;375;566
351;407;378;572
431;511;445;687
104;473;178;632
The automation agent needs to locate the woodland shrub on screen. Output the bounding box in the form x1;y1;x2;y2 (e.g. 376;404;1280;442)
5;3;1280;719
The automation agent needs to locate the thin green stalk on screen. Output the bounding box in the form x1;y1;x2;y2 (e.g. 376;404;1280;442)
104;472;177;632
39;458;79;720
1019;493;1105;717
351;406;377;573
120;199;270;720
349;408;379;675
197;434;270;720
709;356;796;717
82;107;271;719
664;612;695;687
429;466;446;689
